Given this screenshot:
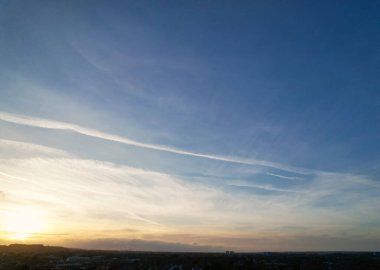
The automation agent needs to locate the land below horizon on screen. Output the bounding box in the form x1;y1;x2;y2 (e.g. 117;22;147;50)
0;244;379;270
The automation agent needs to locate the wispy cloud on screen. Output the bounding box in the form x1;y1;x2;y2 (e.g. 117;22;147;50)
227;180;305;193
0;157;235;229
266;172;303;180
0;111;312;174
0;149;379;250
0;138;70;158
1;115;379;251
65;238;223;252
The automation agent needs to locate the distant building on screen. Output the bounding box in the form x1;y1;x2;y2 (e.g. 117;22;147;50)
66;256;90;263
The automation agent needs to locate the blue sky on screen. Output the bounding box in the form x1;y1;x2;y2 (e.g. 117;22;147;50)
0;0;379;251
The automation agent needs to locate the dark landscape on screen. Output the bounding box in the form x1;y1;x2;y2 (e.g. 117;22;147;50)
0;244;379;270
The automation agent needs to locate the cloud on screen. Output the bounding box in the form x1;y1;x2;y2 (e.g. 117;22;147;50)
275;235;380;251
1;155;378;228
0;139;70;158
61;232;380;252
0;157;240;229
226;180;305;193
65;238;223;252
0;135;378;251
266;172;303;180
0;111;312;174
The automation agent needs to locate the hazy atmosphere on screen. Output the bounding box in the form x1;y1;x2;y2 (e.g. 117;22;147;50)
0;0;379;252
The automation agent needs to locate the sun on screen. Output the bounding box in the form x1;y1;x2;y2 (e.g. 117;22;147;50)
2;206;46;240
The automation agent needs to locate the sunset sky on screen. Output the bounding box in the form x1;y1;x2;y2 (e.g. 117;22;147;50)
0;0;379;251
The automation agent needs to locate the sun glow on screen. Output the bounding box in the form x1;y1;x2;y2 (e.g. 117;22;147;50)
2;206;46;240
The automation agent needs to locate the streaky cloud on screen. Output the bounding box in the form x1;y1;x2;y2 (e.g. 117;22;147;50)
227;180;305;193
0;138;71;157
0;111;312;174
66;238;223;252
266;172;303;180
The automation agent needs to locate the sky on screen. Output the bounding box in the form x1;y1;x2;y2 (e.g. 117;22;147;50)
0;0;379;252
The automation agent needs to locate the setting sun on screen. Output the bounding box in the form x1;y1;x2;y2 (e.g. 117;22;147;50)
2;207;46;240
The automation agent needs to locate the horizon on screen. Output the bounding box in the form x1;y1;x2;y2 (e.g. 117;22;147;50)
2;243;379;253
0;1;379;252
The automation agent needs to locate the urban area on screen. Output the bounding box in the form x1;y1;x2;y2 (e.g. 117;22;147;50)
0;244;379;270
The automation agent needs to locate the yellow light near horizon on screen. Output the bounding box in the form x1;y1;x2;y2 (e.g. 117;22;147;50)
2;206;46;241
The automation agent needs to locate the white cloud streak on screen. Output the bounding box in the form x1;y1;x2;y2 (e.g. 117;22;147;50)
227;180;305;193
0;111;311;174
266;172;303;180
0;138;70;158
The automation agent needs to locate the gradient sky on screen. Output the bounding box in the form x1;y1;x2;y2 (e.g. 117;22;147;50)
0;0;380;252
